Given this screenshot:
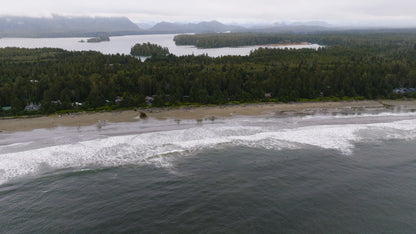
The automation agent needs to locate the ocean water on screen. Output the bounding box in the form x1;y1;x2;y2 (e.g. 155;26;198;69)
0;112;416;232
0;34;321;56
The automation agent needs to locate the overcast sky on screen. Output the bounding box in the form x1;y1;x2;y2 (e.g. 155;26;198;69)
2;0;416;26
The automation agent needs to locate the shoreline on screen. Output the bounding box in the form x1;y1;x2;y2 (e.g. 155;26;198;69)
1;100;416;133
267;42;311;46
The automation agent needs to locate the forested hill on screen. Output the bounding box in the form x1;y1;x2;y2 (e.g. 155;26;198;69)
0;16;142;37
1;32;416;116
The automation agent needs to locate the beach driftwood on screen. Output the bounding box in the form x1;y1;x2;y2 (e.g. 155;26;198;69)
139;112;148;119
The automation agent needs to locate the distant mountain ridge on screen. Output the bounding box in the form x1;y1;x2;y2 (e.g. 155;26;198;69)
0;16;141;37
0;16;338;38
148;20;245;33
253;24;332;33
148;20;335;34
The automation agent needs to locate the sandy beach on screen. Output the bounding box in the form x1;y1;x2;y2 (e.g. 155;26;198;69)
1;100;416;133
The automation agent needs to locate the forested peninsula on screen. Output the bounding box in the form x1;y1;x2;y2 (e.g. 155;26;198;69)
174;31;416;48
1;31;416;116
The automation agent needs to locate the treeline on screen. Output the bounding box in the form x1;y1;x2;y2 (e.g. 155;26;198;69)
1;32;416;116
174;33;308;48
130;42;170;56
174;31;416;48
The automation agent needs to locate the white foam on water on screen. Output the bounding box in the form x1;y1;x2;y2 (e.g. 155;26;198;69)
0;142;33;149
1;113;416;184
300;111;416;119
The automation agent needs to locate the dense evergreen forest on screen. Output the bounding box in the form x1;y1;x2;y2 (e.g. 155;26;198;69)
174;31;416;48
1;31;416;116
130;43;170;56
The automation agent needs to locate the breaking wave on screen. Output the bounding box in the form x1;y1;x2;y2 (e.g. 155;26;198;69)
0;113;416;184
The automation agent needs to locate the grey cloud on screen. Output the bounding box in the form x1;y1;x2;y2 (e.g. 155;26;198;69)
1;0;416;25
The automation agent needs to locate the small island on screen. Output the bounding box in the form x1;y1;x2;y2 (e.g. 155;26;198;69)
86;35;110;43
130;42;170;56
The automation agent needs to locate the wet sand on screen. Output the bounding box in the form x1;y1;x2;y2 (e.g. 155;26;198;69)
1;100;416;133
0;111;141;133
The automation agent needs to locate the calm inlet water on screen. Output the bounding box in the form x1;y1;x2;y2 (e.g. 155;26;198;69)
0;34;321;56
0;112;415;232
